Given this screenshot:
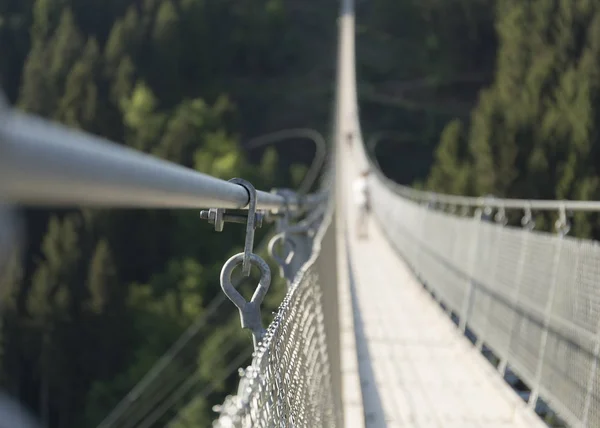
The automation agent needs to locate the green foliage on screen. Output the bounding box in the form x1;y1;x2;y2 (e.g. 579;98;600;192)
425;0;600;239
426;119;470;195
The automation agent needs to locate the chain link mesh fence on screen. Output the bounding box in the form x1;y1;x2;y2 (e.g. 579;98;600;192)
213;192;341;427
370;172;600;428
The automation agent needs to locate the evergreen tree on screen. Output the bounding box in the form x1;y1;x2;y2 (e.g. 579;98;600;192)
48;8;84;94
426;0;600;239
120;81;166;152
104;7;140;75
57;38;100;130
150;0;181;99
18;43;55;114
86;239;117;315
426;119;470;195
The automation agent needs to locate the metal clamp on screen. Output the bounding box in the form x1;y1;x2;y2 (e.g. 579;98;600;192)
220;253;271;349
494;205;507;226
521;204;535;231
200;178;264;276
272;188;294;232
555;203;571;237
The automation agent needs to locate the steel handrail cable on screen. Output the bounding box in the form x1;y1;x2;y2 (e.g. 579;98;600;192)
0;108;325;212
372;165;600;213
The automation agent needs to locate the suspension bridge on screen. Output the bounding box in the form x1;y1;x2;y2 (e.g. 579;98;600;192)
0;0;598;427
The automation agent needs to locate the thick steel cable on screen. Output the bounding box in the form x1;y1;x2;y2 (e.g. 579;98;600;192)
0;109;324;211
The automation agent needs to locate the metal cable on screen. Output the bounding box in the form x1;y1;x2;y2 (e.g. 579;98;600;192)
0;109;324;212
140;345;252;428
375;168;600;213
246;128;327;195
96;236;274;428
116;338;243;428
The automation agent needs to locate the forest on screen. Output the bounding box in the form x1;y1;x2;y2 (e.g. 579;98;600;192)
0;0;598;426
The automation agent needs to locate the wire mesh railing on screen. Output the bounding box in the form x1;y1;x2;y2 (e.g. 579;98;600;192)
368;169;600;428
212;162;342;426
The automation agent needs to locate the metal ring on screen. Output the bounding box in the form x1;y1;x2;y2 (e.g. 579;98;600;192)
220;253;271;348
268;233;296;267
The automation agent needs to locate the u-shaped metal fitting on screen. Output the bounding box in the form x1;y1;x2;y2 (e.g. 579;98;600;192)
268;232;296;283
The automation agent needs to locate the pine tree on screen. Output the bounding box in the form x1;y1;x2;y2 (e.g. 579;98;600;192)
48;8;84;93
426;0;600;238
150;0;182;100
57;38;100;130
426;119;470;195
86;239;117;315
120;81;166;152
154;99;210;165
110;55;135;105
17;0;62;114
104;7;141;75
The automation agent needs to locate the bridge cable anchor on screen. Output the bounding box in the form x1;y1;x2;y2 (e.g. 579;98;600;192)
200;178;265;274
213;178;271;349
494;204;508;226
555;203;571;237
521;203;535;231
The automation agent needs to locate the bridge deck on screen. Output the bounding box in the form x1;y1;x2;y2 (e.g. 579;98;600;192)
341;156;545;428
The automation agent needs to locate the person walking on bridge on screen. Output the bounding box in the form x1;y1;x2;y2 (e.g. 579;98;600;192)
353;169;370;239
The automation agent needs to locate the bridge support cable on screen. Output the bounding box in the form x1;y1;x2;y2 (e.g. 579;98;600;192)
164;348;253;428
113;338;245;428
96;232;278;428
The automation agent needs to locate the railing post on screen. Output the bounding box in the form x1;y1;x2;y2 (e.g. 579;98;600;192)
528;205;570;410
414;198;431;283
498;205;534;376
474;204;503;351
582;309;600;426
447;204;461;315
459;205;483;334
